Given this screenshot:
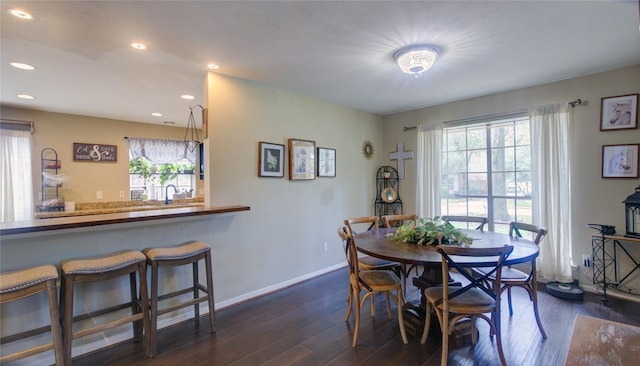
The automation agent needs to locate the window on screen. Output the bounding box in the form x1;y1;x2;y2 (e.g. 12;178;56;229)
441;116;531;234
127;138;197;201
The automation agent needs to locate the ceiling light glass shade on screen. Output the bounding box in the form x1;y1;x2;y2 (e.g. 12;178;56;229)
394;45;439;77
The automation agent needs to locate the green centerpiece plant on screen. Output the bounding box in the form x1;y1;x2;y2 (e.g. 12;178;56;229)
389;216;473;246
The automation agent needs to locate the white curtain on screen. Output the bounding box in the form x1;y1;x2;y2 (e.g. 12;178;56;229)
416;123;443;219
530;103;573;283
1;129;34;222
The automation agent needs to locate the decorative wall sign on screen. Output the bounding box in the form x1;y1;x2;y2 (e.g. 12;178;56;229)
600;94;638;131
73;143;117;162
389;142;413;179
288;138;315;180
258;141;285;178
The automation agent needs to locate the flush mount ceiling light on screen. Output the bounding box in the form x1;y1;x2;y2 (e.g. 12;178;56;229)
10;9;32;19
394;45;439;78
131;42;146;50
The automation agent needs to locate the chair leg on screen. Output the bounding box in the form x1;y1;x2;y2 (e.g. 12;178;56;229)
46;279;64;366
493;309;507;366
204;251;216;333
420;301;432;344
396;290;407;344
440;309;449;366
192;261;200;327
507;287;513;316
148;262;159;358
352;290;361;347
137;263;151;358
385;293;392;319
130;272;142;342
61;275;74;366
531;281;547;339
345;284;353;321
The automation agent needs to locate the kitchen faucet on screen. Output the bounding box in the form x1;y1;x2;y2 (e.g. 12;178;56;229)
165;184;178;204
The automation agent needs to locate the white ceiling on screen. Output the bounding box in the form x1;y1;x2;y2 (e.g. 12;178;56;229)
2;1;640;127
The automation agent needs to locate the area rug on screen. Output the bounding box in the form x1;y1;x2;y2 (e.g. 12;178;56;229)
565;314;640;365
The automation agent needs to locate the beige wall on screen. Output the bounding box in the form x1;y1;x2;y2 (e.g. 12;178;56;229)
381;64;640;291
203;72;384;293
0;107;204;203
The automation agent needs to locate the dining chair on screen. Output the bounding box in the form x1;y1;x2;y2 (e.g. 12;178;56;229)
344;216;402;274
421;244;513;366
381;214;419;297
474;221;548;338
337;226;408;347
381;214;418;228
441;215;488;232
341;217;399;321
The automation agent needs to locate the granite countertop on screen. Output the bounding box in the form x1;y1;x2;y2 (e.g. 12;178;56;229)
35;198;205;219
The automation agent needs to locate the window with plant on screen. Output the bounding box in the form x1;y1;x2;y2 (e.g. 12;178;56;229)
127;138;197;201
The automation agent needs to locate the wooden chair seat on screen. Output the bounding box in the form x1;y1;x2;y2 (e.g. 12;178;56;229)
358;255;398;271
425;286;495;312
0;265;63;365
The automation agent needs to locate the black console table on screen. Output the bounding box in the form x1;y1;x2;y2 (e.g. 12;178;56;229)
591;234;640;304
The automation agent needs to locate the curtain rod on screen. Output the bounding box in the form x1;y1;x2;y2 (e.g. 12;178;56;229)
403;98;584;132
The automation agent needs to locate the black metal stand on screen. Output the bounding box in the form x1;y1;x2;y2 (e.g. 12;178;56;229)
591;234;640;305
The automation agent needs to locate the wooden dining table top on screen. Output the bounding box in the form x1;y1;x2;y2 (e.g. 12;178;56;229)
354;227;539;267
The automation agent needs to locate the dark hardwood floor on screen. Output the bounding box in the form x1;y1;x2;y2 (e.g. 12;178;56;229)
74;268;640;366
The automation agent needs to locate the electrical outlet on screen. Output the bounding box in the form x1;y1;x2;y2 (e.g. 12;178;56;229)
96;191;103;199
119;191;125;198
323;242;328;252
582;254;591;268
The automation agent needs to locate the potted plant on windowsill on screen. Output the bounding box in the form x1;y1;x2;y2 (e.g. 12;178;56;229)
158;163;178;187
178;162;196;174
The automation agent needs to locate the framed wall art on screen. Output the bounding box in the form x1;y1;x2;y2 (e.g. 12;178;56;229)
317;147;336;177
258;141;285;177
600;94;638;131
288;138;315;180
602;144;639;178
73;143;117;162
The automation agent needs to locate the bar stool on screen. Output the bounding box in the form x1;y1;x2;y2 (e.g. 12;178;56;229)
0;265;64;365
142;241;215;357
60;250;150;364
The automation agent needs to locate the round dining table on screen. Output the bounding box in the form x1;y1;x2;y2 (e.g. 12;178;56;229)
353;227;540;337
354;227;539;268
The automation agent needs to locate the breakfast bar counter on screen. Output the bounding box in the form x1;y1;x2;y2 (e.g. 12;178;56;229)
1;204;250;236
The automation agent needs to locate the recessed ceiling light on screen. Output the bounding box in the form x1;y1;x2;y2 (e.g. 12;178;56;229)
163;121;176;125
181;94;195;100
207;63;219;70
17;94;35;100
131;43;146;50
10;9;32;19
10;62;35;70
151;112;163;117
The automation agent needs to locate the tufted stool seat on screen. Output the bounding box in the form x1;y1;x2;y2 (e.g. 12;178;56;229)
60;250;150;364
0;265;64;365
142;241;215;357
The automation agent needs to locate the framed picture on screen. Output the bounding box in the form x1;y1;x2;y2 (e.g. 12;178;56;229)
317;147;336;177
600;94;638;131
288;138;315;180
258;141;284;177
602;144;639;178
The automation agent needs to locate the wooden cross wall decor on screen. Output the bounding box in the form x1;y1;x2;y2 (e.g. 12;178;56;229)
389;142;413;179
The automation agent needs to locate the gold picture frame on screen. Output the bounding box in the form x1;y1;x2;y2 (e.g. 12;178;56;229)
288;138;315;180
